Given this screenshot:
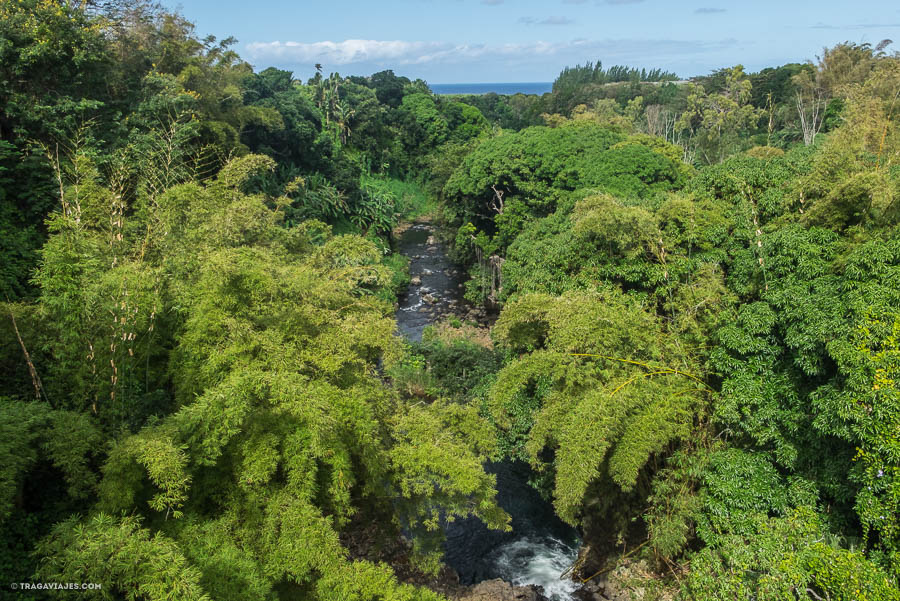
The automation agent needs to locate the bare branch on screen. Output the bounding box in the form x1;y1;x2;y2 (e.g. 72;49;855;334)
7;301;49;406
489;185;505;215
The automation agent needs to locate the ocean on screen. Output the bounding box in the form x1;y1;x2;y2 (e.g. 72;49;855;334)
429;82;553;96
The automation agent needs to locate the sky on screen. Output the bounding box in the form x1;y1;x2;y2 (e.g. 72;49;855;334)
172;0;900;83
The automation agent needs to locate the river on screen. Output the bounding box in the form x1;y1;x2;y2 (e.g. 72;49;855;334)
394;222;582;601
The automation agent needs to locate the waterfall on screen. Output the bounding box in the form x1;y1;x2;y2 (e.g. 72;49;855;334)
490;537;580;601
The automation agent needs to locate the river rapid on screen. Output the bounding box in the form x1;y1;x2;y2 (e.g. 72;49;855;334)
394;222;582;601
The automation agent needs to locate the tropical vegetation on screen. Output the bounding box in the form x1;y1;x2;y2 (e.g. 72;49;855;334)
1;2;899;600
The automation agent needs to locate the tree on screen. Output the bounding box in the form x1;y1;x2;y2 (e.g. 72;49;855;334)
488;288;707;530
22;152;508;598
793;70;827;146
368;70;410;108
678;65;765;163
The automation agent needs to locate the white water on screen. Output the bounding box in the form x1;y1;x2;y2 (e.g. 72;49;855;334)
489;537;580;600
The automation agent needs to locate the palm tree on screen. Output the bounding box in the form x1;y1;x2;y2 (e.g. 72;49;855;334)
335;100;355;145
328;73;341;119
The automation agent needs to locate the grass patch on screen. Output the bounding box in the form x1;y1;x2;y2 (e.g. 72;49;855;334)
361;175;437;221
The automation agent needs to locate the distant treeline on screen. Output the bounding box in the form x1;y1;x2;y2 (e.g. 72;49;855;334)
553;60;680;92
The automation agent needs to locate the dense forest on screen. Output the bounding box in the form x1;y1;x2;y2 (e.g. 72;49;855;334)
2;1;900;600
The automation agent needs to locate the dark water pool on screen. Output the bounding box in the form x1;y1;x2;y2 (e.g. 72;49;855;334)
442;461;581;600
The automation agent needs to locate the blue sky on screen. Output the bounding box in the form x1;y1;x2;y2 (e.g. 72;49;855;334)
173;0;900;83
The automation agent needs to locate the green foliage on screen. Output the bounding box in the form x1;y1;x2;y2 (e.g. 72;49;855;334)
242;67;336;176
442;100;490;143
390;400;510;572
417;331;502;401
379;251;412;303
797;57;900;231
401;93;450;149
4;6;900;597
580;142;685;198
0;400;101;522
284;173;349;223
682;508;899;601
0;0;110;298
459;54;900;598
355;176;401;233
553;61;679;92
694;449;817;545
823;312;900;566
489;288;706;525
35;514;210;601
389;349;436;400
498;209;586;298
678;66;766;164
442;124;689;296
12;148;504;597
364;176;435;220
500;191;735;355
551;61;679;116
443;122;624;226
0;142;56;299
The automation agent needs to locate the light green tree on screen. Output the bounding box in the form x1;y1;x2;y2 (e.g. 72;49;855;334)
678;65;765;163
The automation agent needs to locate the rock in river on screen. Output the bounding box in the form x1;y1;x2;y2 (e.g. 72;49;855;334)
455;579;548;601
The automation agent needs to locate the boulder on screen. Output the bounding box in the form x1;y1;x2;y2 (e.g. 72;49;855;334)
456;579;548;601
572;580;609;601
411;276;422;286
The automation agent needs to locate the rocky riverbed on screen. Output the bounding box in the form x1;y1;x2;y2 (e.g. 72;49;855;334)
394;222;492;341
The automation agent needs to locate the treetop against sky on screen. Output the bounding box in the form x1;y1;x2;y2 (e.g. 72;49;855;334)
174;0;900;82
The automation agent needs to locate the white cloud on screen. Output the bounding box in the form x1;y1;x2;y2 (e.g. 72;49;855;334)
245;40;448;65
244;37;739;79
246;39;585;67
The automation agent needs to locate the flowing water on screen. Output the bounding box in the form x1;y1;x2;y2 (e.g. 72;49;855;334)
395;223;467;341
394;223;581;601
441;461;581;601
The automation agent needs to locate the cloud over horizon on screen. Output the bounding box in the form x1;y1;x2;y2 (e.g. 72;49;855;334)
245;36;738;79
176;0;900;84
